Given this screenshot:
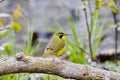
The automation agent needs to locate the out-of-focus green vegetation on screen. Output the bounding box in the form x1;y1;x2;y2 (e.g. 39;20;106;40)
0;0;119;80
0;3;40;80
66;16;86;64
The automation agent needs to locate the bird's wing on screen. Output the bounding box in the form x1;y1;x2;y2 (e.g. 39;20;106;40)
46;39;64;54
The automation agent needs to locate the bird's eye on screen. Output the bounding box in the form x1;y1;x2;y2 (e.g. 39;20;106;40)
59;35;63;39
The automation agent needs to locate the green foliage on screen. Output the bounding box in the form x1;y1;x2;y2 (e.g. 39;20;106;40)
10;21;21;32
99;0;119;13
47;26;56;32
0;0;117;79
0;3;22;55
81;0;86;3
23;31;40;56
23;31;33;55
0;3;38;80
95;0;100;9
47;22;65;33
109;3;118;13
40;74;64;80
48;18;86;64
55;22;65;32
2;42;12;53
67;16;86;64
0;30;8;37
90;10;105;57
67;39;86;64
67;16;79;45
0;73;30;80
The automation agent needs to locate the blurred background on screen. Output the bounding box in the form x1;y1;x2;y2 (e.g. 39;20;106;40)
0;0;120;80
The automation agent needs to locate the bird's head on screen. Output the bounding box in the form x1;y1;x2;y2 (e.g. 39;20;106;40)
55;32;68;41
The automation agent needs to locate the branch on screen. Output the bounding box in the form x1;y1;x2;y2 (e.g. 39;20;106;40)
83;2;93;59
112;0;119;65
0;53;120;80
0;25;11;31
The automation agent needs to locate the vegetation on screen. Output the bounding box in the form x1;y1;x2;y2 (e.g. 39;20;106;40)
0;0;119;80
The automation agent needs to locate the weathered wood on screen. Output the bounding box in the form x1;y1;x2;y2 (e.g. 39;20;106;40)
0;53;120;80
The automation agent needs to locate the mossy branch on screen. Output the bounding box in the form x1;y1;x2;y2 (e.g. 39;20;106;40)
0;52;120;80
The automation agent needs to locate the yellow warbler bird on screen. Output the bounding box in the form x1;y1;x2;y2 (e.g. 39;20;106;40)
42;32;68;58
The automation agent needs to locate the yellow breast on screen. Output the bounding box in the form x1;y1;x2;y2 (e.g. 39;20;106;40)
52;46;65;56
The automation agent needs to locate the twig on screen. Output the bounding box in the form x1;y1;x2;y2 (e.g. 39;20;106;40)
83;2;93;60
78;46;90;56
0;25;11;31
113;13;118;65
115;24;118;65
112;0;119;65
87;0;93;34
87;0;92;14
0;52;120;80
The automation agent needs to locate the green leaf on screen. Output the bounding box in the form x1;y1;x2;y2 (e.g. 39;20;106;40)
81;0;86;3
108;23;117;28
0;30;8;37
95;0;100;10
10;21;21;31
107;22;120;28
66;39;86;64
47;26;56;32
3;43;12;53
90;12;95;31
67;16;79;45
109;3;118;13
55;22;64;32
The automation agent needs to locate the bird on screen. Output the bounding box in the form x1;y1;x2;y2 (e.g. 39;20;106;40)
42;32;68;58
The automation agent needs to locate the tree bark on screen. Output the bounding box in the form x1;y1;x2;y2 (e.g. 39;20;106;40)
0;52;120;80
